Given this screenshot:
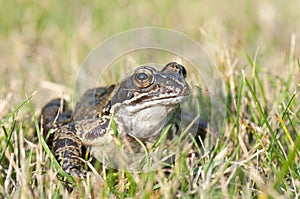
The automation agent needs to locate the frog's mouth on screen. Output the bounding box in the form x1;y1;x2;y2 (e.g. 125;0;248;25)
127;95;188;112
128;83;190;104
129;92;188;105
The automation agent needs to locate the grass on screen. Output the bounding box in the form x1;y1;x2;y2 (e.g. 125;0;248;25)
0;0;300;198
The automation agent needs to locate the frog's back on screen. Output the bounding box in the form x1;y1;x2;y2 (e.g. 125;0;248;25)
73;85;115;121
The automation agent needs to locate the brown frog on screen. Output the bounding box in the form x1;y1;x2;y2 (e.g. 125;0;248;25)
39;62;207;178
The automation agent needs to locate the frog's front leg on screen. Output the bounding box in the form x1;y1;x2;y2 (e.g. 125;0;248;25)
52;118;111;178
52;123;87;178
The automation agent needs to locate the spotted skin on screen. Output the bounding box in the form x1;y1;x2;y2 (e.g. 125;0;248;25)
39;62;207;181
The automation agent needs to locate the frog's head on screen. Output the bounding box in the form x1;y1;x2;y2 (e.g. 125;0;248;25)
109;62;190;139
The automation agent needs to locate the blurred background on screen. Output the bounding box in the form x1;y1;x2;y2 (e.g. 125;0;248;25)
0;0;299;117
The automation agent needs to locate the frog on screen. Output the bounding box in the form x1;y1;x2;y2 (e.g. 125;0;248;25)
39;62;207;179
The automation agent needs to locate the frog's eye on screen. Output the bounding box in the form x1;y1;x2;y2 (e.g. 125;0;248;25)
133;68;154;88
163;62;187;78
177;64;187;78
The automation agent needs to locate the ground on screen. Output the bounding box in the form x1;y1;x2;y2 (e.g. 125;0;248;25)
0;0;299;198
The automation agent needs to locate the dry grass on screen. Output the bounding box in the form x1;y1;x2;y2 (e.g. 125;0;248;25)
0;0;299;198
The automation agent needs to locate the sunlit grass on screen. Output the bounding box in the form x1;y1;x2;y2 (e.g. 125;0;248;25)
0;0;299;198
